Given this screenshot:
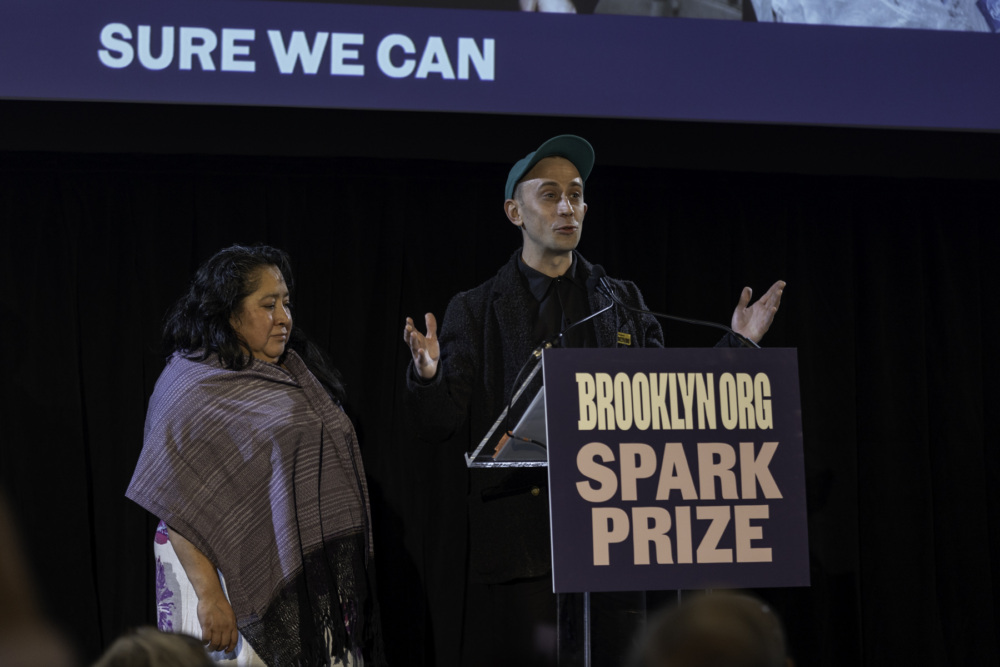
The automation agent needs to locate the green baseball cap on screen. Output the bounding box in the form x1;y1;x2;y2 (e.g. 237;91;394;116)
504;134;595;200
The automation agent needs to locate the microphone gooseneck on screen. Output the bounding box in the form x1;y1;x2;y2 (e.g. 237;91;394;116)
595;275;760;349
504;264;614;444
500;264;759;451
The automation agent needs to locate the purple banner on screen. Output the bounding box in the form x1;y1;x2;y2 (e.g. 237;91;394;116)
1;0;998;130
542;347;808;593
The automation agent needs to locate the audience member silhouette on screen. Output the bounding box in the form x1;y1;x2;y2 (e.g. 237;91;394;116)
92;627;214;667
629;591;794;667
0;491;78;667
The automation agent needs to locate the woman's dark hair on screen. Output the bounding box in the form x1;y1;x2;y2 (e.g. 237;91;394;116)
163;243;345;402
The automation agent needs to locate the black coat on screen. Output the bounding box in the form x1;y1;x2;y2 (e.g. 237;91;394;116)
405;250;663;583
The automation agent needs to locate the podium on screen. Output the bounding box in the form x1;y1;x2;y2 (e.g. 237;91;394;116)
467;347;809;667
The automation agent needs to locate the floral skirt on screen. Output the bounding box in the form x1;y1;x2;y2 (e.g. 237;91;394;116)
153;521;357;667
154;521;266;666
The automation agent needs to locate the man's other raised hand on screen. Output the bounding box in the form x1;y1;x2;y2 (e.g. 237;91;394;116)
404;313;440;379
730;280;786;343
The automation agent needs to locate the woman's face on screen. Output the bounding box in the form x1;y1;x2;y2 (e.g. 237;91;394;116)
230;265;292;364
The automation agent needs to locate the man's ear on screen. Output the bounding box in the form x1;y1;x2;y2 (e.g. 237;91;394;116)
504;198;522;227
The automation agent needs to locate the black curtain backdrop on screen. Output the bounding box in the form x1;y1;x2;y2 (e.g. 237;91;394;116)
1;102;998;666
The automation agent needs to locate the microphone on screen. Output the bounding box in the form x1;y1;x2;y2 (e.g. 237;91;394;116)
596;275;761;349
498;265;757;453
585;263;607;298
502;265;616;444
535;265;613;355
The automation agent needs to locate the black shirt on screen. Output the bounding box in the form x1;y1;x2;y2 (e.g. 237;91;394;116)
517;253;597;349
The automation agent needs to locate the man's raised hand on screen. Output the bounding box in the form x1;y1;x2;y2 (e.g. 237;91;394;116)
730;280;786;343
403;313;440;379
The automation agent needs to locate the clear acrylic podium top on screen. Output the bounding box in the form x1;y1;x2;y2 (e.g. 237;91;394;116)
465;363;548;469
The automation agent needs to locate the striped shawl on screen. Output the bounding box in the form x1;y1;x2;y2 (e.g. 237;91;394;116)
127;351;382;665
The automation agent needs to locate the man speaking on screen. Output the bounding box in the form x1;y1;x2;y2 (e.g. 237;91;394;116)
402;134;784;666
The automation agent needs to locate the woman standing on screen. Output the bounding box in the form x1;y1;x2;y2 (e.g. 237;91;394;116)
127;245;383;666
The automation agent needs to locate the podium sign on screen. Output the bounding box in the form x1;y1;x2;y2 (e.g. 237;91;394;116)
543;348;809;593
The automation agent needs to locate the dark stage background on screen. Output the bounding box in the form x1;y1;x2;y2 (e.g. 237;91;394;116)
1;101;998;666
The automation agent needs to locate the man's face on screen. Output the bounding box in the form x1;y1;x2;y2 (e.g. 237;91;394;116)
506;156;588;267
